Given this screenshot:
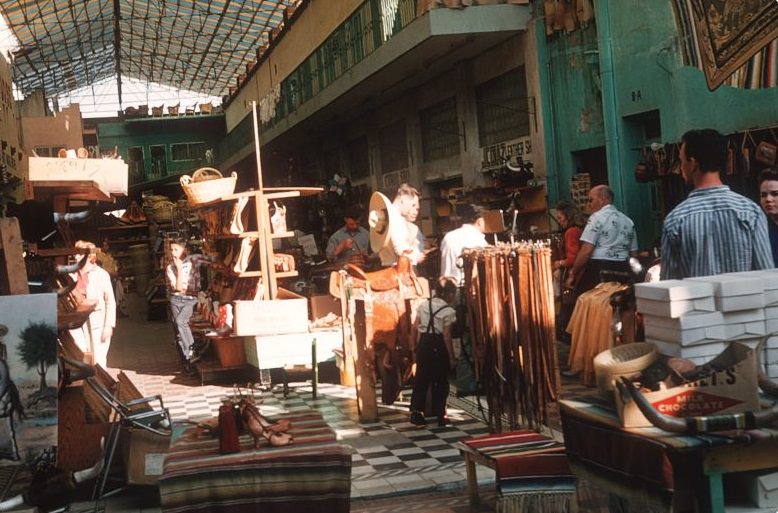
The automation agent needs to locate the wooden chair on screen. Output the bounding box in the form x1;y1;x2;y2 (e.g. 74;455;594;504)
167;103;180;116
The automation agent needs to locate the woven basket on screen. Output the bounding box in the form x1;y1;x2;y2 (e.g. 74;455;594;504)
180;167;237;205
593;342;658;395
151;201;175;223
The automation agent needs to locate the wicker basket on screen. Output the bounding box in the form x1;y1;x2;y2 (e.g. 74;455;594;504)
593;342;658;395
151;201;175;223
180;167;237;205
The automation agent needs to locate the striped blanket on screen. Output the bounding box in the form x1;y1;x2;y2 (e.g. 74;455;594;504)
159;412;351;513
560;395;778;490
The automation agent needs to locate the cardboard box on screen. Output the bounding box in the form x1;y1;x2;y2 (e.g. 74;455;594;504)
119;427;171;485
244;328;343;370
636;296;716;318
722;309;766;323
715;293;765;312
738;470;778;508
729;270;778;291
643;322;725;345
614;342;760;427
689;274;764;297
29;156;129;196
642;311;724;330
634;280;713;301
722;321;766;340
649;339;727;359
309;294;341;321
233;288;309;336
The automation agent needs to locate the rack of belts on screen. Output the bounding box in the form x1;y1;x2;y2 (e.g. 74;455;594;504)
462;242;560;432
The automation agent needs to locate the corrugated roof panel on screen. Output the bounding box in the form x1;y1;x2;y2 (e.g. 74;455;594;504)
0;0;289;97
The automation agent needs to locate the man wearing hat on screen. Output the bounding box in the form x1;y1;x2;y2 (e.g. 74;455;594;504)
371;184;429;267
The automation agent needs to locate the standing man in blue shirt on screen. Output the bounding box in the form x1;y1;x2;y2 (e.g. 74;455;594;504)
661;129;772;279
758;168;778;267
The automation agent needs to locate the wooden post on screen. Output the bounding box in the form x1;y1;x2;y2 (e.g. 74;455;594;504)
354;299;378;422
250;101;271;300
0;217;29;295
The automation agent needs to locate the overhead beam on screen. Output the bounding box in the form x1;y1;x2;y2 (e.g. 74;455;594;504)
113;0;122;110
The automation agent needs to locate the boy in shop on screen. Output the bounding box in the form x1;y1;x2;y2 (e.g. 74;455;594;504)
166;239;222;373
409;278;458;426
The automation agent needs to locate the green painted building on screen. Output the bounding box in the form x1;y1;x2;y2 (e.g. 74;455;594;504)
539;0;778;248
97;114;226;189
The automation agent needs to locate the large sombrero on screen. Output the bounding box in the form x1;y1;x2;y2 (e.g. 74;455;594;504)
368;192;400;252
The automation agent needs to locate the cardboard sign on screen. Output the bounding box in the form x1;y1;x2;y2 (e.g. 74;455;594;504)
614;342;760;428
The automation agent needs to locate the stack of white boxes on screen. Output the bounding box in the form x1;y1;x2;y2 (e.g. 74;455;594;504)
635;270;778;377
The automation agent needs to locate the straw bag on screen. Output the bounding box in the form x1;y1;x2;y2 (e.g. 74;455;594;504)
593;342;657;395
180;167;237;205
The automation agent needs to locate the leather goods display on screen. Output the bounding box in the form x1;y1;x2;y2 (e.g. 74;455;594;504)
462;243;561;432
756;140;778;166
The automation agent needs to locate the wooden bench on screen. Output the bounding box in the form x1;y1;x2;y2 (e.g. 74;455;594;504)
457;430;576;512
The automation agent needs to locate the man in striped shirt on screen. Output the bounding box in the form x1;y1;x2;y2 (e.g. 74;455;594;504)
660;129;772;280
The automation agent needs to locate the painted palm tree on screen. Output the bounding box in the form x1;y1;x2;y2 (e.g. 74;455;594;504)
17;322;58;392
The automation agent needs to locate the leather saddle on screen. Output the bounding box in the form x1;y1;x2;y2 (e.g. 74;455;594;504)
329;256;428;299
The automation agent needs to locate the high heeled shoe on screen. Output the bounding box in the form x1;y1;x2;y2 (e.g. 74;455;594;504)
240;402;293;448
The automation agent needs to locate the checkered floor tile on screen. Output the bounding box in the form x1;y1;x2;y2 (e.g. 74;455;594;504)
162;381;492;484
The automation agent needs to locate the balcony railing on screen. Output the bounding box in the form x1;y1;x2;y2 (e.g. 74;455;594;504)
220;0;417;160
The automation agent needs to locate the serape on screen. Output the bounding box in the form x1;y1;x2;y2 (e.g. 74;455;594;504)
159;412;351;513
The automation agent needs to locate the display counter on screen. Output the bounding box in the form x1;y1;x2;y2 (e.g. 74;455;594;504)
560;395;778;513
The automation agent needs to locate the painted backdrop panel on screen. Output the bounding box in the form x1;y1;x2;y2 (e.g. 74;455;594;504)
0;293;58;464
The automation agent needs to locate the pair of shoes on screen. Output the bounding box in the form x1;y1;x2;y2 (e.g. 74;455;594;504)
409;412;427;426
437;415;451;427
240;401;293;448
182;363;197;376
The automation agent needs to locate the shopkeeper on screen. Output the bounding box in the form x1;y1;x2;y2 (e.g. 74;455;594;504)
325;207;370;266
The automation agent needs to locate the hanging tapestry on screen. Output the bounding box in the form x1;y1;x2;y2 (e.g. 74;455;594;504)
676;0;778;90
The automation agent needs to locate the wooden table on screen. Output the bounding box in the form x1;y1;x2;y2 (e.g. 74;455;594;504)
560;395;778;513
456;430;572;506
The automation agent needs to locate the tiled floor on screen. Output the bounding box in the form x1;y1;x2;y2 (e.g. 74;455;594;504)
64;294;602;512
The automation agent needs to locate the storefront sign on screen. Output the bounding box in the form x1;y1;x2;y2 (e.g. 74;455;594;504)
480;136;532;172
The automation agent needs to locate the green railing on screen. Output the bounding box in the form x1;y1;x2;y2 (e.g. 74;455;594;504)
220;0;417;158
276;0;418;121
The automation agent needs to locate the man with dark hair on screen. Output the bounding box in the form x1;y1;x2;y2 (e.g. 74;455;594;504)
758;168;778;266
439;204;489;286
566;184;637;295
326;207;370;266
661;129;772;279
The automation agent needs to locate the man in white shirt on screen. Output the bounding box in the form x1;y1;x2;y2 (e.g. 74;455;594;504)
566;185;637;295
378;184;429;267
439;204;489;286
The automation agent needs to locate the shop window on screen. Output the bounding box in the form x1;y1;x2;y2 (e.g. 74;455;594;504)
420;97;460;162
171;142;206;161
476;67;530;147
349;136;370;179
379;120;408;174
150;145;167;179
128;146;144;183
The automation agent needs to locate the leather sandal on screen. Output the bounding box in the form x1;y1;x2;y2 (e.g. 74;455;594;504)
233;237;256;274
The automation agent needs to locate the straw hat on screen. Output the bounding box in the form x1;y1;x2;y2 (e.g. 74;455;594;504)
368;192;398;252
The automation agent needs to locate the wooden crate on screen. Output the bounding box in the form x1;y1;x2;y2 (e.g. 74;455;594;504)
233;288;309;336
